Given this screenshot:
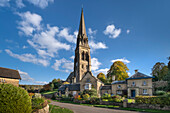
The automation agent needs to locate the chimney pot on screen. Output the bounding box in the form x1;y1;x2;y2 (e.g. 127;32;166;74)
135;69;138;73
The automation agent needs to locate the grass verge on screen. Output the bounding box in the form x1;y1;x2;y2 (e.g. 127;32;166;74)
41;89;58;95
49;104;73;113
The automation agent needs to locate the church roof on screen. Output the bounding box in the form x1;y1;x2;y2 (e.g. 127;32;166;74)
126;72;153;80
0;67;21;79
101;85;111;90
66;72;74;81
78;8;87;37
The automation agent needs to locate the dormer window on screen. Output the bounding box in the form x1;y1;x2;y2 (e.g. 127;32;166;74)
132;82;135;86
118;85;121;88
143;81;146;85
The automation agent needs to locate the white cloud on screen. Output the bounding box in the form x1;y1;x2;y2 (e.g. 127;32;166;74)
5;49;49;66
0;0;10;7
88;28;97;35
128;72;131;75
58;28;77;43
19;70;47;84
27;0;54;9
22;45;27;49
70;56;75;60
127;29;130;34
91;58;101;71
16;0;25;8
94;68;109;75
17;11;42;36
52;58;74;73
89;41;107;51
111;57;130;64
28;24;70;58
104;24;121;38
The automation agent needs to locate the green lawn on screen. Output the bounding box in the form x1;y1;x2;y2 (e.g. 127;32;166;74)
41;89;58;95
49;104;73;113
121;107;170;113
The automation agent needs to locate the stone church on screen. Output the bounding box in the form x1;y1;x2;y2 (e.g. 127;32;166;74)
58;9;153;98
58;9;104;96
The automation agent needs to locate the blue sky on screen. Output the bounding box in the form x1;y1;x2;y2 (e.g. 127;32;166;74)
0;0;170;85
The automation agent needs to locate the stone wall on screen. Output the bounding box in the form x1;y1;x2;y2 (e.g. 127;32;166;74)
0;77;19;87
127;103;170;111
33;104;49;113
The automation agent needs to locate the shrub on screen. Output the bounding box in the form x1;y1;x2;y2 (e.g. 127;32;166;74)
0;84;32;113
102;93;111;99
135;96;170;106
155;90;166;96
89;97;100;104
82;94;90;100
111;95;122;102
32;97;45;110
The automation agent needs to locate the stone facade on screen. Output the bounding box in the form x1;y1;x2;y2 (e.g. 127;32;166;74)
0;77;20;87
112;83;127;96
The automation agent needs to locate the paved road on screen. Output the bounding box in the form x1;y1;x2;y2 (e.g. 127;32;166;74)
51;101;144;113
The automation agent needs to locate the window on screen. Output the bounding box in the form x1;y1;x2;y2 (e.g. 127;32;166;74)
143;89;147;94
143;81;146;85
82;65;84;69
132;82;135;86
86;53;89;61
86;65;88;70
73;91;77;96
85;83;92;90
117;85;121;88
117;91;122;94
82;51;84;60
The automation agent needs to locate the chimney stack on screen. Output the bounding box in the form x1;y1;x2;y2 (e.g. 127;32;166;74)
135;69;138;73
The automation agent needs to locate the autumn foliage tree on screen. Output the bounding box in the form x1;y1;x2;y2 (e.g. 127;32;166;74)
107;61;129;82
97;73;106;83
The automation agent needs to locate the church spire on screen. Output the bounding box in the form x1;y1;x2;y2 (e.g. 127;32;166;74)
78;8;87;37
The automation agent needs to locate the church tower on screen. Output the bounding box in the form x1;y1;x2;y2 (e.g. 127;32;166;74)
74;9;91;83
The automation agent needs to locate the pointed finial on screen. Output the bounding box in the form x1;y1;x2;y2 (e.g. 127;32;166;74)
82;4;83;9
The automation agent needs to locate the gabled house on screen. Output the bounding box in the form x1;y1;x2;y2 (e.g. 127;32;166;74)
0;67;21;87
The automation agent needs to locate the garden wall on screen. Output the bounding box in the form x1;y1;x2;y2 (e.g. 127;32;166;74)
33;104;49;113
127;103;170;111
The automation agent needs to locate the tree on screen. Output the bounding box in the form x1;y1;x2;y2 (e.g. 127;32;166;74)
97;73;106;83
163;57;170;91
151;62;168;81
107;61;129;82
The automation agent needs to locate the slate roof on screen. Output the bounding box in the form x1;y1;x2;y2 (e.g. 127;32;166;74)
66;72;74;81
101;85;111;90
58;84;80;91
68;84;80;91
112;80;126;84
0;67;21;79
126;72;153;80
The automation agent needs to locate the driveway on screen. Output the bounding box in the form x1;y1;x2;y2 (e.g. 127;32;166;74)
51;101;144;113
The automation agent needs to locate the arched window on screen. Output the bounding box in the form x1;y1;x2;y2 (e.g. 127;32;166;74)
86;52;89;61
84;40;86;45
82;51;84;60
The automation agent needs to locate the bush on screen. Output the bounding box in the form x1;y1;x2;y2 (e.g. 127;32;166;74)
155;90;166;96
82;94;90;100
32;97;45;110
102;93;111;99
135;96;170;106
89;97;100;104
111;95;122;102
0;84;32;113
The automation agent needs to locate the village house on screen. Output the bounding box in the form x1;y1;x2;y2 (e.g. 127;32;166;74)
0;67;21;87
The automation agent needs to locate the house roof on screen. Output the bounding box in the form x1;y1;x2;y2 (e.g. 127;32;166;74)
126;72;153;80
112;80;126;84
0;67;21;79
68;84;80;91
58;84;80;91
101;85;111;90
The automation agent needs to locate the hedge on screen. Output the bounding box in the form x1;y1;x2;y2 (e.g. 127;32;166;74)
135;96;170;106
0;84;32;113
